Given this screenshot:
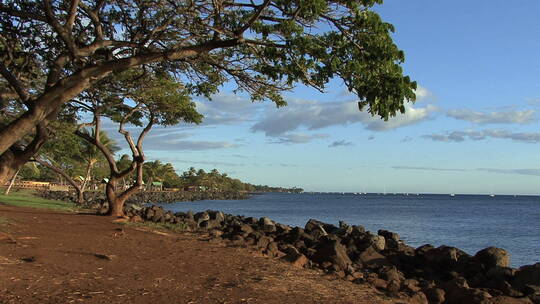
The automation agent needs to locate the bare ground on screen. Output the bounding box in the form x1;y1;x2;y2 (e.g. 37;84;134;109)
0;204;399;304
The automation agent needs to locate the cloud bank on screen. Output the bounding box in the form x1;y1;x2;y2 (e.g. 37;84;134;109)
423;129;540;143
447;109;536;124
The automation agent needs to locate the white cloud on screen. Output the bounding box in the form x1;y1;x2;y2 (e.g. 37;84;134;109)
251;98;437;136
194;92;262;125
423;129;540;143
447;109;536;124
414;85;433;101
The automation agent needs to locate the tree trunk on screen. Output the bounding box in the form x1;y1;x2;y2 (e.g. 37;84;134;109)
0;150;29;186
81;160;95;193
105;178;126;217
35;158;85;205
4;169;20;195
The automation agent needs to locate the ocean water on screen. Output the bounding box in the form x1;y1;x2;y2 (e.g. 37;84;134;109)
159;193;540;267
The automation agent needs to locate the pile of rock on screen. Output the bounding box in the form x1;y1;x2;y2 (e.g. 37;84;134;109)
128;205;540;304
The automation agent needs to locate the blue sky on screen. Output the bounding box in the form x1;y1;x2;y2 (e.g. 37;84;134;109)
118;1;540;195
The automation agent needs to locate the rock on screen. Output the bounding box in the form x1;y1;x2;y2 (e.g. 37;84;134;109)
129;215;143;223
386;279;401;294
424;288;445;304
304;219;328;239
402;279;422;293
209;211;225;222
513;263;540;294
367;275;388;290
282;247;309;268
423;245;470;270
407;292;429;304
357;246;390;268
194;212;210;224
238;224;253;235
379;266;403;283
256;236;272;249
378;229;400;242
475;247;511;268
366;234;385;251
487;296;533;304
312;239;352;271
199;219;222;229
265;241;279;256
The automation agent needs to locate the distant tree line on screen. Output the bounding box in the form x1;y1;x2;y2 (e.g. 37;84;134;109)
14;129;302;196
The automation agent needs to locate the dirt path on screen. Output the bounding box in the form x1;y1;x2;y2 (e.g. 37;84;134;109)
0;204;395;304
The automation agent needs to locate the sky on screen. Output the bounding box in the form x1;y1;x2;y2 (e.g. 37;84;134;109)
116;1;540;195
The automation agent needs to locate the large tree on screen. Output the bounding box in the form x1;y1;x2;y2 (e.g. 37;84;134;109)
75;69;201;217
0;0;417;184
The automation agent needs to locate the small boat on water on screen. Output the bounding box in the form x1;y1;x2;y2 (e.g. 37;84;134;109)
489;194;495;197
450;193;455;197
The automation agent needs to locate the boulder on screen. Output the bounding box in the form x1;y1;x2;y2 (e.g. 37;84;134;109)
488;296;533;304
304;219;328;239
357;246;390;268
513;263;540;294
378;229;400;242
366;234;386;251
194;211;210;224
282;246;309;268
475;247;511;268
312;239;352;271
424;288;445;304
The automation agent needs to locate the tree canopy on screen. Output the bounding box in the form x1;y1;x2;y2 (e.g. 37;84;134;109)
0;0;416;180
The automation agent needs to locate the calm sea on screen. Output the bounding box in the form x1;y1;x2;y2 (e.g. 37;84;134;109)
159;192;540;267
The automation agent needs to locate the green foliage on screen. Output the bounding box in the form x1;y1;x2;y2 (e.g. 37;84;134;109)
1;0;416;135
120;221;189;233
0;190;77;211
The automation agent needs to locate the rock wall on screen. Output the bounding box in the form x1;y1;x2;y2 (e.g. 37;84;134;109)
37;190;249;206
127;205;540;304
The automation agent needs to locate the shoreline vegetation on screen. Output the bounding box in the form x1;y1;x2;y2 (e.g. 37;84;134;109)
2;191;538;303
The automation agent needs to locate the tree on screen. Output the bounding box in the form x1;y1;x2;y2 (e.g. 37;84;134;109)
0;0;417;184
75;69;201;217
77;129;119;191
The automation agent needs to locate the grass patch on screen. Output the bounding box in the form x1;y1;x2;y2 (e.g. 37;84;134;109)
120;221;189;233
0;189;77;212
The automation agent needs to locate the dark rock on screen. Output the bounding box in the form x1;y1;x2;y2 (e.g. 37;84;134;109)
406;292;429;304
304;219;328;239
311;239;352;271
357;246;390;268
282;246;309;268
488;296;533;304
475;247;511;268
194;211;210;224
402;279;421;293
424;287;445;304
378;229;400;242
513;263;540;295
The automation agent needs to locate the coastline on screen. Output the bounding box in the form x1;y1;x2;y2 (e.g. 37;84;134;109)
0;204;392;304
37;189;250;205
127;204;540;304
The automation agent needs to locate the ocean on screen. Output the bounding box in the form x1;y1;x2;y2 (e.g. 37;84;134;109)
159;192;540;268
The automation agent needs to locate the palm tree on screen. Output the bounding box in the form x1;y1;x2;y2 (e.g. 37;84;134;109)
144;161;176;190
79;129;119;192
